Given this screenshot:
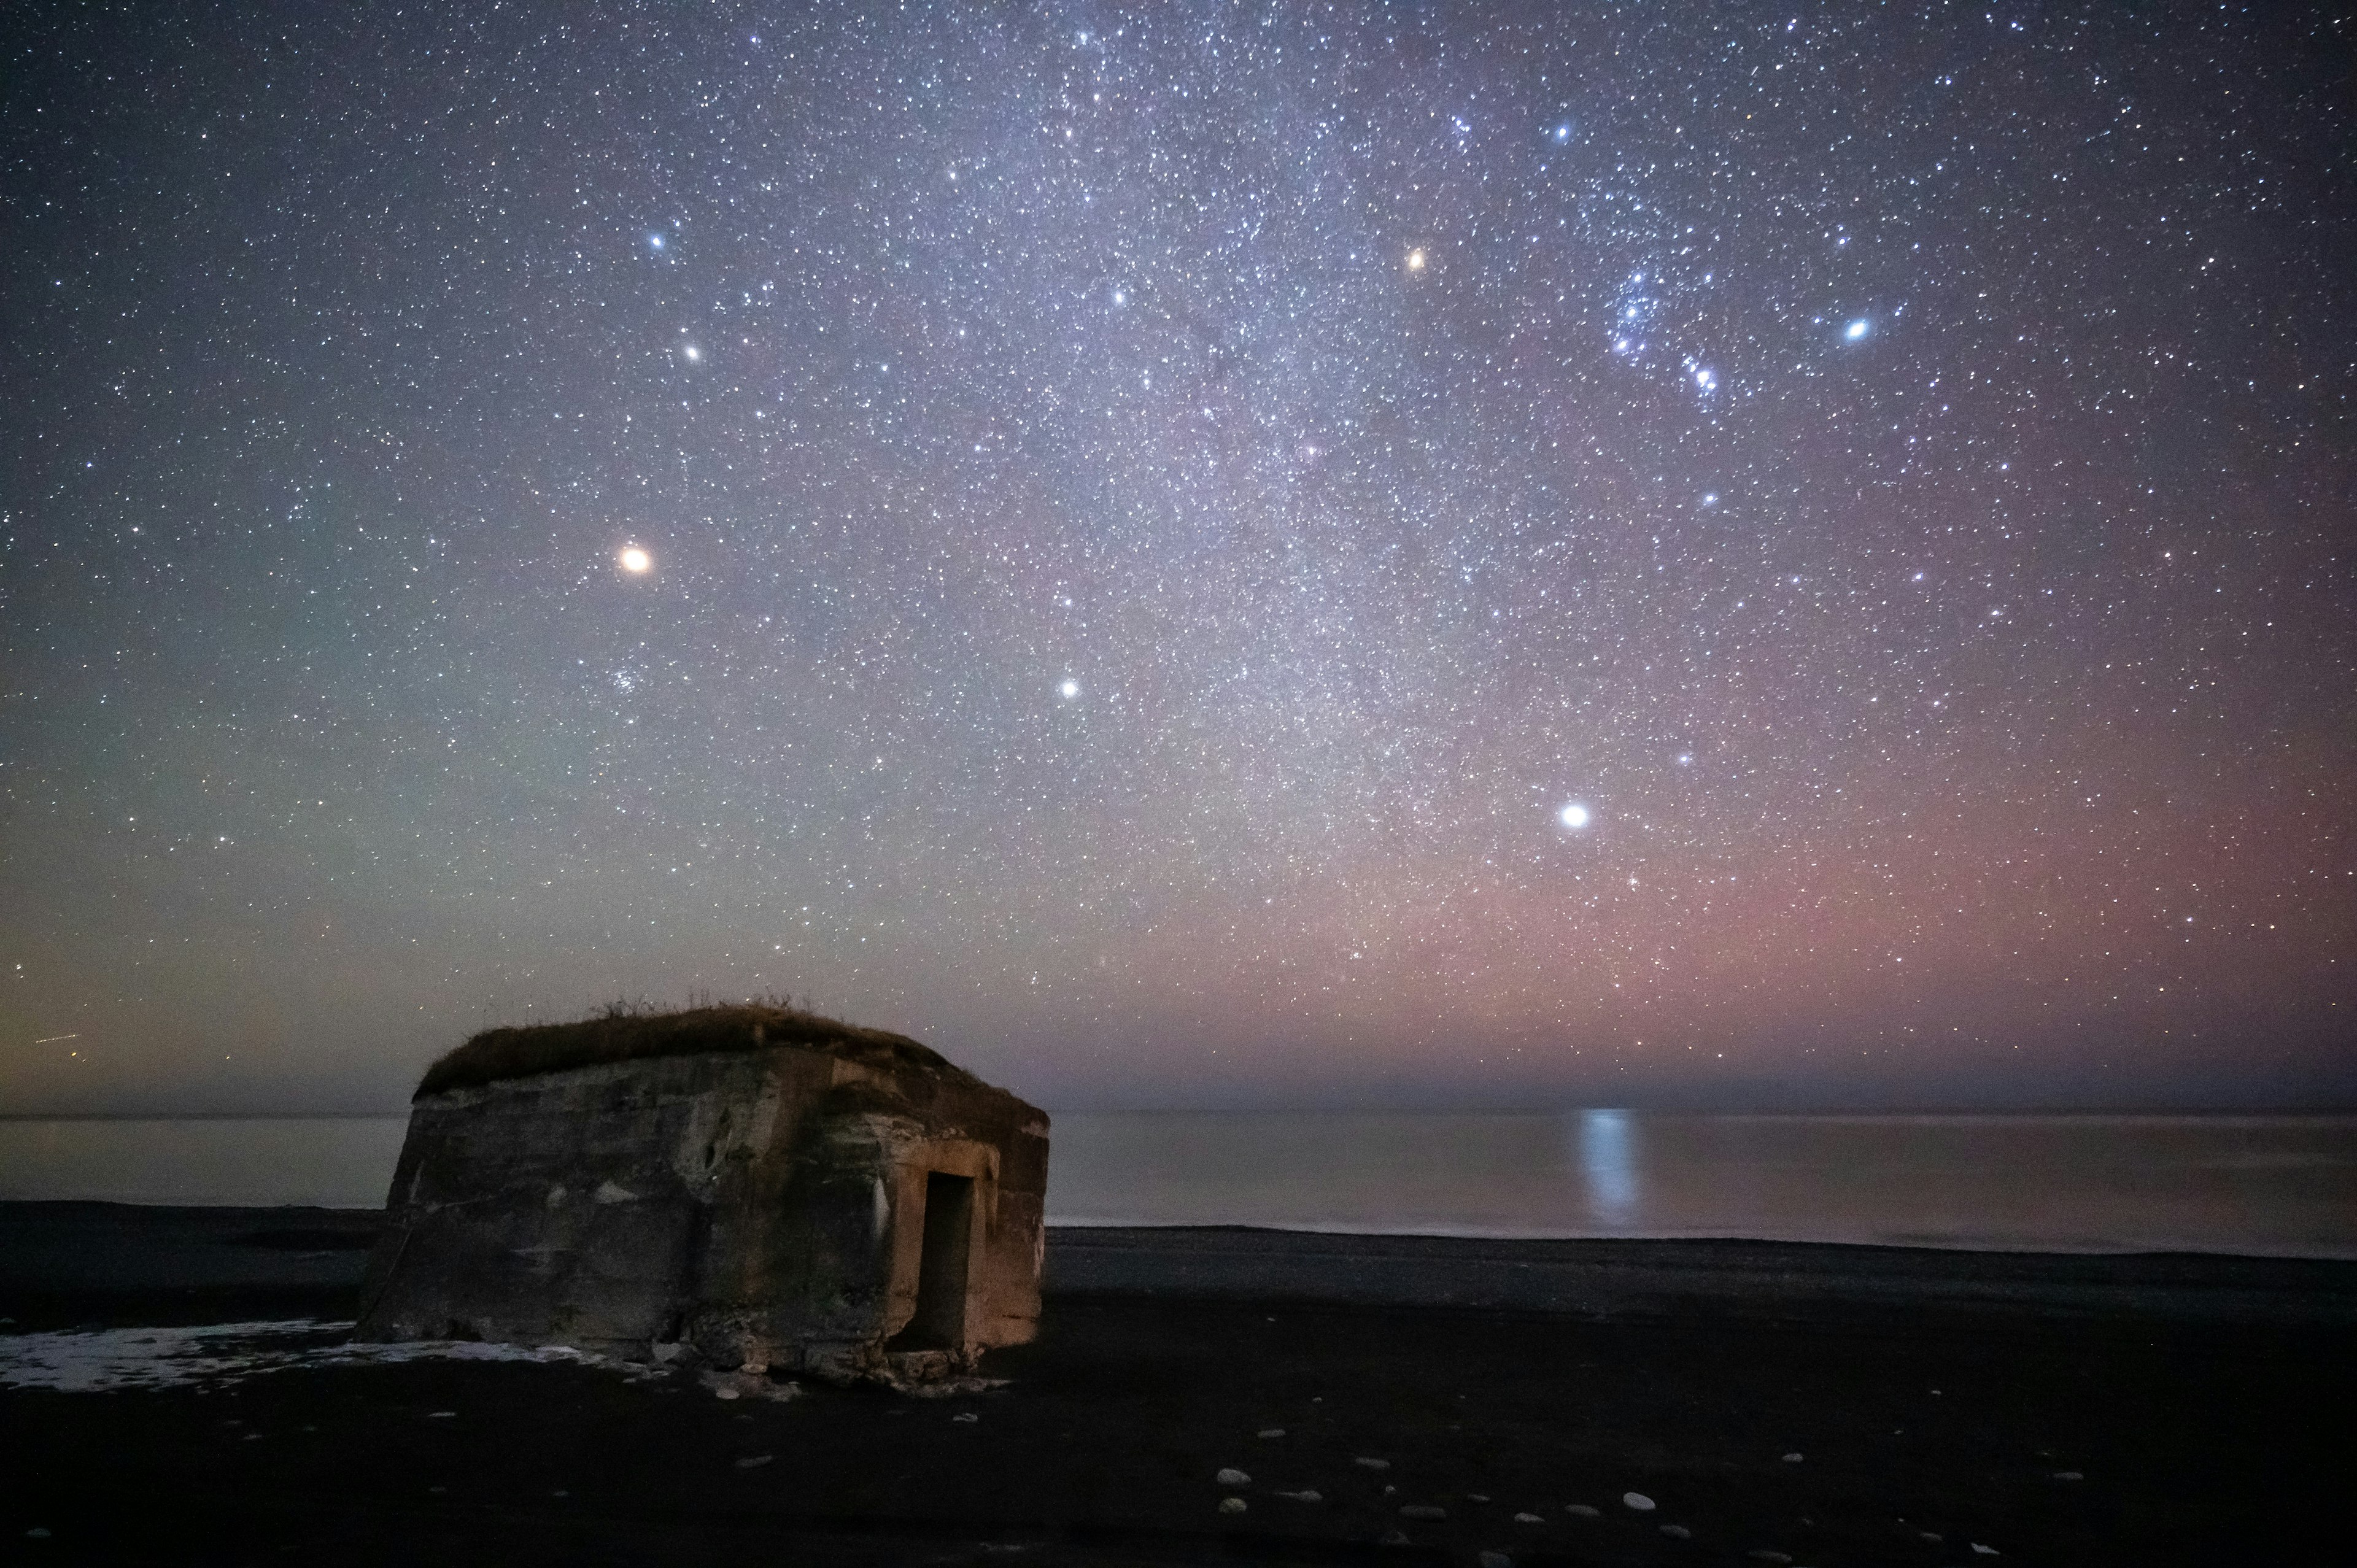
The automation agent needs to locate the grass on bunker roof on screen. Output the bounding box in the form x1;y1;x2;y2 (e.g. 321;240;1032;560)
416;999;977;1099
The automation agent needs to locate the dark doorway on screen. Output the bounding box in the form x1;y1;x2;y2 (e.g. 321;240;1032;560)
891;1172;974;1350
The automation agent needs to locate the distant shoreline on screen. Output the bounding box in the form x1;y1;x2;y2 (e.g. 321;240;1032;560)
5;1202;2353;1330
9;1106;2357;1119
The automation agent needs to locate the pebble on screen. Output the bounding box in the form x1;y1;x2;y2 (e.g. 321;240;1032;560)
1258;1427;1286;1439
1355;1456;1391;1470
1781;1452;1803;1463
952;1412;979;1424
733;1454;773;1469
1274;1489;1322;1503
1377;1529;1412;1547
1971;1545;1999;1556
2053;1470;2083;1481
428;1410;457;1419
26;1529;51;1540
1622;1491;1656;1512
244;1432;263;1441
1919;1532;1944;1543
1747;1553;1793;1564
1217;1467;1252;1485
1399;1505;1448;1521
1513;1512;1545;1524
1219;1497;1247;1515
1659;1524;1692;1539
1565;1504;1600;1518
1468;1493;1490;1503
714;1386;741;1400
1478;1553;1514;1568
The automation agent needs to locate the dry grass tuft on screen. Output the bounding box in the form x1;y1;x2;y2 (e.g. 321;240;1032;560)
415;1000;975;1099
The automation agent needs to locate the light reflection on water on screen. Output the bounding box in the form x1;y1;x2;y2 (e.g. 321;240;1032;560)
2;1111;2353;1257
1576;1109;1639;1227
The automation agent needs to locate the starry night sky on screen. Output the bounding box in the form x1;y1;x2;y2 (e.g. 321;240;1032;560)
3;1;2351;1114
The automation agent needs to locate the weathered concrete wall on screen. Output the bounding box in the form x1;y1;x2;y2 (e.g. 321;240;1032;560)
355;1044;1047;1378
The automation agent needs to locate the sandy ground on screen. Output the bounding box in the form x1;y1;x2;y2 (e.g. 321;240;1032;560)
2;1202;2351;1565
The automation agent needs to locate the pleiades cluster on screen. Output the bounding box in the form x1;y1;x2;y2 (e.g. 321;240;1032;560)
2;1;2349;1109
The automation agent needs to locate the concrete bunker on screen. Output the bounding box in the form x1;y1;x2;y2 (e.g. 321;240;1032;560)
355;1004;1048;1384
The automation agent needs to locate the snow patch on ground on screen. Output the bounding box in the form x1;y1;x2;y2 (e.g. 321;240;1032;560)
0;1319;649;1393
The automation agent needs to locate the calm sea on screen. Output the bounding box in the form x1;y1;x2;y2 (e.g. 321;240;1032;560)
2;1111;2351;1259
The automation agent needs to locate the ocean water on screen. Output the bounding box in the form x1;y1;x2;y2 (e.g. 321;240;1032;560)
2;1111;2351;1258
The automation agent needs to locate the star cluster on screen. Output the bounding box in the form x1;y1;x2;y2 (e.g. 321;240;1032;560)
2;1;2351;1110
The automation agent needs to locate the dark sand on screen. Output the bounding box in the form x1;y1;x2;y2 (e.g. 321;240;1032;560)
4;1203;2351;1566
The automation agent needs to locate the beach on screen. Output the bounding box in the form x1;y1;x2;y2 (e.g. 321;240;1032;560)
4;1203;2351;1565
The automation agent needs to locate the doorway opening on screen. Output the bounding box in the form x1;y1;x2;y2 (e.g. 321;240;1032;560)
891;1172;974;1350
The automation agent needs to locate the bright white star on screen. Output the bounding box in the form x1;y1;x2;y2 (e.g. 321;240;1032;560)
1559;802;1592;830
1845;319;1871;341
619;547;651;574
1059;679;1080;700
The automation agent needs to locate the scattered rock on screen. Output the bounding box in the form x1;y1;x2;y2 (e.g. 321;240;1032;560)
26;1529;51;1540
714;1385;741;1400
1216;1467;1252;1486
952;1412;980;1423
1747;1552;1793;1564
243;1432;263;1442
1377;1529;1412;1547
2052;1470;2083;1481
1660;1524;1692;1539
428;1411;457;1419
1258;1427;1286;1439
1781;1452;1803;1463
1513;1512;1544;1524
1399;1505;1449;1521
1478;1553;1514;1568
1355;1456;1391;1470
1565;1504;1600;1518
1971;1545;1999;1556
733;1454;774;1469
1919;1532;1943;1543
1275;1489;1323;1503
1219;1497;1247;1515
1622;1491;1656;1512
1469;1493;1490;1503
